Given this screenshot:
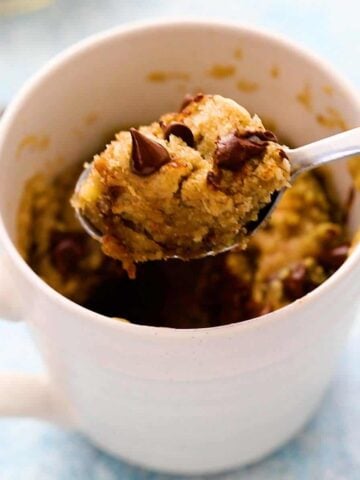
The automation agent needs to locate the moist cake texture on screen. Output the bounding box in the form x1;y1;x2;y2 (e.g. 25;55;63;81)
72;94;290;276
19;164;351;328
18;165;123;304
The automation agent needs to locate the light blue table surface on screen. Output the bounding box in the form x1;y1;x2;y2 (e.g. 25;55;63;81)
0;1;360;478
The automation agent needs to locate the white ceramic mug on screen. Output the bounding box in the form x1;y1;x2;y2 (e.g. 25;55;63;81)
0;19;359;475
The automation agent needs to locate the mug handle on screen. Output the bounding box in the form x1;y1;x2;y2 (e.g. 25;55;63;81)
0;252;73;426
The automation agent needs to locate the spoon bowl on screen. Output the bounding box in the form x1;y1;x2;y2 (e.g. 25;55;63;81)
75;127;360;256
74;167;103;241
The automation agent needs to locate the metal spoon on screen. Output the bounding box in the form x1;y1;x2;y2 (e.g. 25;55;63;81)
75;127;360;249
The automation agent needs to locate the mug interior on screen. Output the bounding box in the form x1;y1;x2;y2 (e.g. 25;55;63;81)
0;21;359;250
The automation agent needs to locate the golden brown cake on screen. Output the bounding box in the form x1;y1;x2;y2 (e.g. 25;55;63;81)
72;94;290;276
19;165;350;328
18;165;124;304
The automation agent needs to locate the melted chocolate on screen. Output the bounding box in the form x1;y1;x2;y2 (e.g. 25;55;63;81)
130;128;170;176
164;122;195;147
282;263;309;301
50;231;86;276
83;255;257;328
215;130;277;171
319;244;349;271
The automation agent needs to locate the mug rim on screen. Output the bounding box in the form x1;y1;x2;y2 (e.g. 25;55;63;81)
0;17;359;338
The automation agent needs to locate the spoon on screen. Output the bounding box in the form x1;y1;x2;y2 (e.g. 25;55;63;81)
75;127;360;251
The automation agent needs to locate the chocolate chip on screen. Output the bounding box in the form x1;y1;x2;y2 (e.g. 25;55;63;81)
283;263;307;300
206;170;222;188
278;149;288;160
130;128;170;176
319;244;349;270
180;94;194;111
164;122;195;147
215;130;274;171
248;130;278;143
107;185;123;202
179;93;204;111
247;301;272;318
51;231;86;275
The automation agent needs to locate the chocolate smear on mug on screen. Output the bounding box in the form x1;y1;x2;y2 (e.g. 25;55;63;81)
164;122;195;147
130;128;171;176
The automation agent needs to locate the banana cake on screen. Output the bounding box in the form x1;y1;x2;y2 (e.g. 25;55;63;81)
19;167;351;327
72;94;290;276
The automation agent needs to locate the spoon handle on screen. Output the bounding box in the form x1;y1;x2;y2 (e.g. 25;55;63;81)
287;127;360;176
